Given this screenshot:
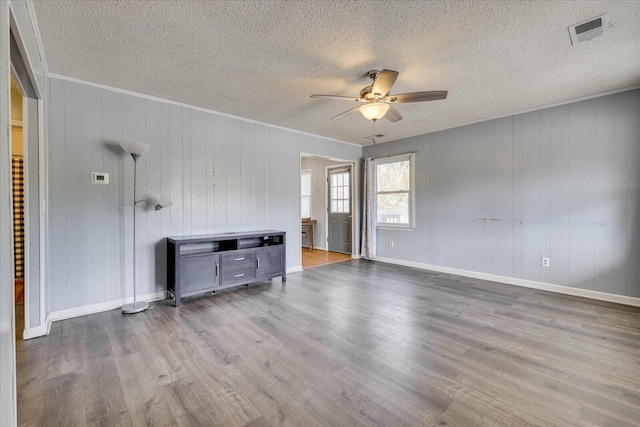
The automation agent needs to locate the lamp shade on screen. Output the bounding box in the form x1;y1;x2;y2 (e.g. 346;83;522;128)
151;195;173;210
120;140;150;156
359;102;390;121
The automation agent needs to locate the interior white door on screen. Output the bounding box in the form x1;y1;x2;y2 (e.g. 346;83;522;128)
327;166;352;254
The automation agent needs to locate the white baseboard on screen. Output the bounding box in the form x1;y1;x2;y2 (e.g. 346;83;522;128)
23;312;53;340
373;256;640;308
351;254;362;260
47;291;168;323
22;321;48;340
23;271;303;340
22;291;168;339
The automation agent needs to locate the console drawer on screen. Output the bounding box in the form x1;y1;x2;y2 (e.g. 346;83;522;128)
221;249;255;269
221;265;256;285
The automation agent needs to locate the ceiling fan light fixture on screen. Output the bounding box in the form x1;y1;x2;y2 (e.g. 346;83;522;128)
359;102;389;121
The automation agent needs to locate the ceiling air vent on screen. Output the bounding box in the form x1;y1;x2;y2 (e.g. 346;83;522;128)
569;14;608;46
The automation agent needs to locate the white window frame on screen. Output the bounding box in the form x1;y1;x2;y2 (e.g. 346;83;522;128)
301;169;312;219
328;168;351;214
373;152;415;230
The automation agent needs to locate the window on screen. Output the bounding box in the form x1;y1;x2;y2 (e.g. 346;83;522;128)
330;170;350;213
374;153;414;228
301;170;311;218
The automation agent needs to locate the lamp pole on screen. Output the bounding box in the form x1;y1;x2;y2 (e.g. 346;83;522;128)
132;156;138;308
121;152;149;314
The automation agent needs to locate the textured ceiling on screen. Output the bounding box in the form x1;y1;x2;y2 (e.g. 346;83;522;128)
34;1;640;145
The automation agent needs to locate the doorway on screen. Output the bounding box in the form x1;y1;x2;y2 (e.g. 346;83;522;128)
8;25;44;341
300;154;356;269
10;76;25;338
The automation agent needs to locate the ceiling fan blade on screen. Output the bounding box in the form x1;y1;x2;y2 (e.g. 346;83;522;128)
330;106;361;121
384;106;403;123
311;94;363;102
371;69;399;96
387;91;448;103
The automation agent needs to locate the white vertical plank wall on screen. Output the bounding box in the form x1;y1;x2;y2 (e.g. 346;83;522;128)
365;89;640;299
47;77;361;312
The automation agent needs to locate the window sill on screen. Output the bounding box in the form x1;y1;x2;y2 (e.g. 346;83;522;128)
376;226;415;231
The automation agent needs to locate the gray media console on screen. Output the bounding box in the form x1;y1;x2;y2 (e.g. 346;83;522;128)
167;230;286;306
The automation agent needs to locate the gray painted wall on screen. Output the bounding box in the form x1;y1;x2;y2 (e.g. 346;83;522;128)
47;78;361;312
300;156;345;250
364;89;640;298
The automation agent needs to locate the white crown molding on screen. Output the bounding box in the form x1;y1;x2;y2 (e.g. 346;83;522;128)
370;85;640;146
373;256;640;308
47;73;362;148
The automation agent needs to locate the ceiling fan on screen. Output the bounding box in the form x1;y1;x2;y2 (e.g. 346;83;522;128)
311;69;448;123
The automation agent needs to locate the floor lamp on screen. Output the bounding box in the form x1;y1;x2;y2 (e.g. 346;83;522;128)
120;140;171;314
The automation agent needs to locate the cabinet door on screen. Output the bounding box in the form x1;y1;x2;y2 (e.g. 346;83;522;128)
180;253;219;293
256;246;283;280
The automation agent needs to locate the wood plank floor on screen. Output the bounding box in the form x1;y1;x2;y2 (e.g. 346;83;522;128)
15;278;24;304
16;260;640;426
301;247;351;269
15;303;24;342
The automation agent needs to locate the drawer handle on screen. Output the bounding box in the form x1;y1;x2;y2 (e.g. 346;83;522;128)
257;258;260;269
234;257;245;261
216;264;219;276
234;273;245;278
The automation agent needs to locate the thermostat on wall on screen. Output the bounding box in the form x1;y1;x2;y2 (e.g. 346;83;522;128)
91;172;109;184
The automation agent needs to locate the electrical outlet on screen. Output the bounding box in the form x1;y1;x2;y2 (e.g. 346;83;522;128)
389;240;394;248
542;257;550;267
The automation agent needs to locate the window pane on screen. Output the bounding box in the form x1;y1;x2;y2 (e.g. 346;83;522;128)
376;160;410;192
332;174;338;186
337;187;343;199
301;172;311;196
301;197;310;218
377;193;409;224
332;201;338;212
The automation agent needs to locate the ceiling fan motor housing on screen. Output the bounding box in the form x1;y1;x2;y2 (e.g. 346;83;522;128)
310;68;447;123
360;85;374;100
